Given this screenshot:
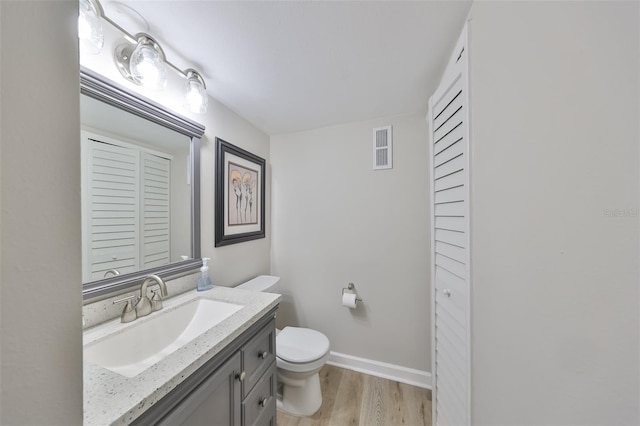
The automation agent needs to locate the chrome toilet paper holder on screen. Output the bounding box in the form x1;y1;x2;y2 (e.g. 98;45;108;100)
342;282;363;302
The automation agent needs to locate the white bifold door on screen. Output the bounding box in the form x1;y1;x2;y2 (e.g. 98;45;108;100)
428;25;471;426
81;131;172;282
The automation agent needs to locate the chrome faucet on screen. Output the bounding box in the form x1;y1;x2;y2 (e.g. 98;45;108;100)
135;275;168;317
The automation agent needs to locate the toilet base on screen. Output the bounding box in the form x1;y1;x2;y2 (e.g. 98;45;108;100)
277;370;322;417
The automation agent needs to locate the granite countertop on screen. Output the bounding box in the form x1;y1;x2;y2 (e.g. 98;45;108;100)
83;286;281;425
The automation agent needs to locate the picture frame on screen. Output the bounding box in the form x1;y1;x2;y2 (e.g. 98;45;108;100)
215;137;266;247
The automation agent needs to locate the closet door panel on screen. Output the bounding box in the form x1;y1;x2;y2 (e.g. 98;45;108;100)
82;131;176;281
83;137;140;282
141;153;171;268
429;24;470;426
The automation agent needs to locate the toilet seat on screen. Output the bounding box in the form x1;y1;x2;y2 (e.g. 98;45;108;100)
277;327;330;363
277;350;330;373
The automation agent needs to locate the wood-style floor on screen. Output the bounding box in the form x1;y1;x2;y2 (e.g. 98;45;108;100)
277;365;432;426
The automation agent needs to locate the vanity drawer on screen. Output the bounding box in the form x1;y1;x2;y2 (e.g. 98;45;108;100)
241;318;276;397
242;361;276;426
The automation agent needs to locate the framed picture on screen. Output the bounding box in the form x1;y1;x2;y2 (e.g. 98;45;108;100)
215;137;266;247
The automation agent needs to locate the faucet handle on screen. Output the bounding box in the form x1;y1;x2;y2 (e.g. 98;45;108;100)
113;295;137;305
113;295;137;323
135;294;152;317
150;290;163;312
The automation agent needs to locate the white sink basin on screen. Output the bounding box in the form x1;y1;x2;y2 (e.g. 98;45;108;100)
84;298;243;377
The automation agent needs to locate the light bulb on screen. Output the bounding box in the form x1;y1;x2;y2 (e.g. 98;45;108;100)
130;37;167;90
78;0;103;55
183;70;208;114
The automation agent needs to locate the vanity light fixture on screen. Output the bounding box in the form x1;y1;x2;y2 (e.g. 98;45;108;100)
115;34;168;90
81;0;209;113
183;69;208;114
78;0;104;55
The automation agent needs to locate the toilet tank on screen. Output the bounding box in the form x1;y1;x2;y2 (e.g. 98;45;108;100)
236;275;280;293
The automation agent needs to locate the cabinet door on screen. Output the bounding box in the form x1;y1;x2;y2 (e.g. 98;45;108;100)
159;352;242;426
241;318;276;397
242;361;276;426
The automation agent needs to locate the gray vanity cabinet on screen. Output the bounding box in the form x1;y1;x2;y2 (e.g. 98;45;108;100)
241;323;277;426
242;319;276;398
131;308;277;426
158;352;242;425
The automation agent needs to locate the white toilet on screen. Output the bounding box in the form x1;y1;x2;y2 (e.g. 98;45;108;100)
237;275;330;417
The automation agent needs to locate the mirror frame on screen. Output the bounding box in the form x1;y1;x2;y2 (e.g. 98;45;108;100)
81;66;204;302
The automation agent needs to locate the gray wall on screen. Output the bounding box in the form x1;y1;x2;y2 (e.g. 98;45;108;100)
270;113;430;371
1;1;83;424
198;98;271;287
468;1;639;424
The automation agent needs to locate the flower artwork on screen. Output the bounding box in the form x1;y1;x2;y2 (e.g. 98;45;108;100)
228;163;258;226
215;137;265;246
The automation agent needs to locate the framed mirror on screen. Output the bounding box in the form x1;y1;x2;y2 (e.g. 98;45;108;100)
81;67;204;301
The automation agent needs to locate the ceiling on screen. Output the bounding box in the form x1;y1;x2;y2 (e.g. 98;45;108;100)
103;0;472;135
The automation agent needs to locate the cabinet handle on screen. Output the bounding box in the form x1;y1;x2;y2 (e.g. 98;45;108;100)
258;351;268;360
235;371;246;382
259;397;270;408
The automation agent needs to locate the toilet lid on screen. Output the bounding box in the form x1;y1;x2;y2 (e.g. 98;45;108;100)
276;327;330;363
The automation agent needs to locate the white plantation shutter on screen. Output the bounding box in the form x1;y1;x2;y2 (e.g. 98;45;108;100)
429;25;471;426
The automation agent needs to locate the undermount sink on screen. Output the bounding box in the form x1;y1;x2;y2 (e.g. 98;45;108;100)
84;298;243;377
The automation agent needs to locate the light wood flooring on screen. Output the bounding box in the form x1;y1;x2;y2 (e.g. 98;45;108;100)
277;365;432;426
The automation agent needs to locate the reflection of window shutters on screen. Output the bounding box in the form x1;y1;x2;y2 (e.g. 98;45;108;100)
84;139;140;282
81;131;172;282
141;153;171;268
373;125;392;170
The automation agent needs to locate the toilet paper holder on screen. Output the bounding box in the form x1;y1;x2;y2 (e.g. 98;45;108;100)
342;282;363;302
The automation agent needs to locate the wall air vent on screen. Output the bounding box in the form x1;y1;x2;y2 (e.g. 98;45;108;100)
373;125;392;170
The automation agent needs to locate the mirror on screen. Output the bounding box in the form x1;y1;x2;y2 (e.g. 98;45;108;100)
81;67;204;301
81;94;193;282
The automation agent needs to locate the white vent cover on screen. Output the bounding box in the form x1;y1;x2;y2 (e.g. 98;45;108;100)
373;125;392;170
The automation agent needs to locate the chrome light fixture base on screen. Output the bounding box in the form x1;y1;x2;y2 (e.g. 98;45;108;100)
114;42;135;81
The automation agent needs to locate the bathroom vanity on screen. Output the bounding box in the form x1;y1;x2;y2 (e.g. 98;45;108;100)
83;287;280;425
132;309;277;425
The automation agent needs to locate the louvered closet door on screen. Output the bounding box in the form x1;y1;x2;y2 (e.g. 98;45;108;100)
141;153;171;268
84;138;141;281
429;25;470;426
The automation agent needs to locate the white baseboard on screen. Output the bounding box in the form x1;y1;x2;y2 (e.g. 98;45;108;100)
326;351;432;389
